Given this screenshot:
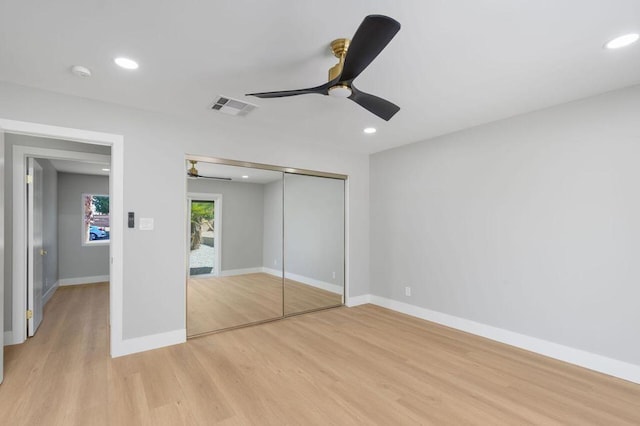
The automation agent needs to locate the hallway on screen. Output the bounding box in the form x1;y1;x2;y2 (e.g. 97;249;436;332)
1;284;109;424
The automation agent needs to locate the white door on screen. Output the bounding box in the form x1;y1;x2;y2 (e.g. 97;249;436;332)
27;158;44;336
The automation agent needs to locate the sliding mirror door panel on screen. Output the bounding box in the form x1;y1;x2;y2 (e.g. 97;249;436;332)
283;174;345;315
187;162;283;336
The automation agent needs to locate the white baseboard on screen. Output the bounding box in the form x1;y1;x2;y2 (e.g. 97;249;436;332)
42;281;59;306
262;268;343;294
346;294;371;307
362;295;640;385
59;275;110;286
262;268;282;280
220;267;263;277
111;329;186;358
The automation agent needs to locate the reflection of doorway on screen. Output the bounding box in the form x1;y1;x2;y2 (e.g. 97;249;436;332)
187;193;221;277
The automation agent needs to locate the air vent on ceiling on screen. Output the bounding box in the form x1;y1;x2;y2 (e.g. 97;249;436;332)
210;96;257;116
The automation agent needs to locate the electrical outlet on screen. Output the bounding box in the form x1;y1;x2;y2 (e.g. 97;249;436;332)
332;271;336;279
405;286;412;297
274;259;277;265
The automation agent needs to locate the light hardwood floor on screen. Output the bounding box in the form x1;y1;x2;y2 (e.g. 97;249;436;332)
2;283;640;425
187;273;342;336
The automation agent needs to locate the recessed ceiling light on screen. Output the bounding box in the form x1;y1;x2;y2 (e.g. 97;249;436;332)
605;33;639;49
102;168;110;172
242;175;249;179
363;127;377;134
114;57;139;70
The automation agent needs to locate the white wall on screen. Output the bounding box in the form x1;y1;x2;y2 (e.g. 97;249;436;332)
370;85;640;366
0;81;370;341
57;173;110;282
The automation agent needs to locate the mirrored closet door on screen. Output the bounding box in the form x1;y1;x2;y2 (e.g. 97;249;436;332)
187;162;284;336
186;158;346;337
283;173;344;315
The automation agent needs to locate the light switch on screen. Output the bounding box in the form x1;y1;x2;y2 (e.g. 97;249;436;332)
139;218;154;231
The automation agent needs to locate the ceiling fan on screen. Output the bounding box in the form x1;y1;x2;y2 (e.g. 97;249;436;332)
246;15;401;121
187;160;231;180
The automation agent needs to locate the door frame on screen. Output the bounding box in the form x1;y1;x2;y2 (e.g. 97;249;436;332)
186;192;222;278
0;119;124;357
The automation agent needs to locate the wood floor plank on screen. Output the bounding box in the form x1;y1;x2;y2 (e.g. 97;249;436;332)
1;283;640;425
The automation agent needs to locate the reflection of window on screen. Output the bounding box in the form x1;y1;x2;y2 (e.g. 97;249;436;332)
83;194;110;244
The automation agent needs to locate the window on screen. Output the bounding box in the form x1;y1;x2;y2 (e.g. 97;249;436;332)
83;193;110;244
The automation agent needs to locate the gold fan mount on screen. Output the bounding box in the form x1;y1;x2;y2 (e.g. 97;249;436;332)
188;160;198;176
328;38;351;81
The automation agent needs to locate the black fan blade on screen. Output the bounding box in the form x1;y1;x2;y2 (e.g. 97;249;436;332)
339;15;400;83
247;79;337;98
349;85;400;121
187;172;231;181
198;175;232;180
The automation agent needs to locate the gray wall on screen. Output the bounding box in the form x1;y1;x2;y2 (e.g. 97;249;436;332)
39;159;58;294
4;134;110;331
370;85;640;365
58;173;110;280
262;179;282;271
284;174;344;287
0;80;369;341
187;179;265;271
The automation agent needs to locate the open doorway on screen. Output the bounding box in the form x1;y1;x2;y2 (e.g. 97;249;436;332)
21;148;111;338
0;118;124;367
187;194;221;277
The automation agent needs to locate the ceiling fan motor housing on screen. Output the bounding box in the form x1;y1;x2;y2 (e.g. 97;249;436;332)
329;38;351;81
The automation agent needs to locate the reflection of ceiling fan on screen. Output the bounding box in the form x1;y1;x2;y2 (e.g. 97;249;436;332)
246;15;401;121
187;160;231;180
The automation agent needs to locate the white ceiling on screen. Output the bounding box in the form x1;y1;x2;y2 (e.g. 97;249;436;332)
189;161;282;184
1;1;639;154
49;159;110;176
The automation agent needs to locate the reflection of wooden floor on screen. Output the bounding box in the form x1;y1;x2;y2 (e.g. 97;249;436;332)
187;272;342;336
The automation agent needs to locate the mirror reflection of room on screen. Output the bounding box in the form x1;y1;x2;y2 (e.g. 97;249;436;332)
187;162;283;336
186;159;345;337
284;173;344;315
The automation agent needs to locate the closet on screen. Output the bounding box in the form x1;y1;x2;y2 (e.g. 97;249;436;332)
186;158;345;336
